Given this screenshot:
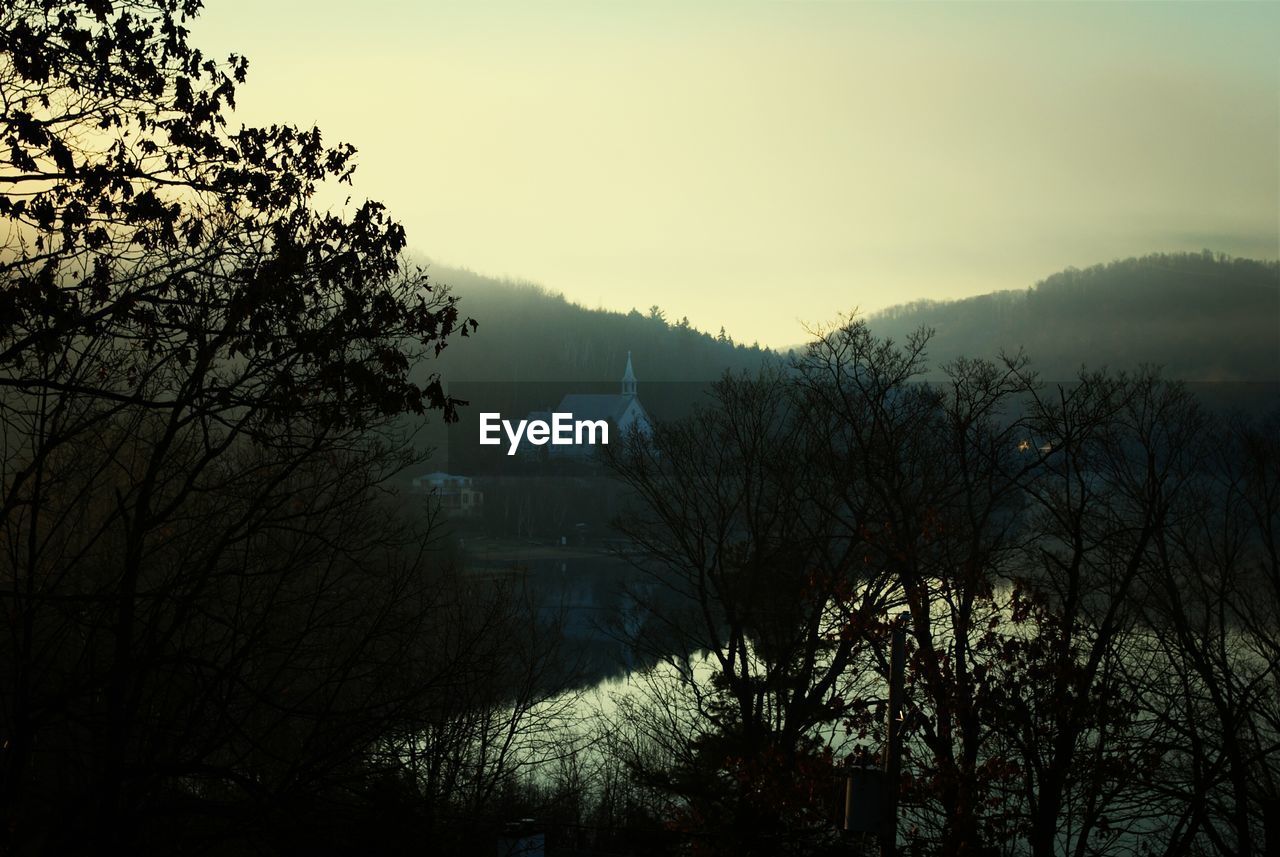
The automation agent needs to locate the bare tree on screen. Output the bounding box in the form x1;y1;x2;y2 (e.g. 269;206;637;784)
793;320;1036;856
605;366;890;855
1;3;476;853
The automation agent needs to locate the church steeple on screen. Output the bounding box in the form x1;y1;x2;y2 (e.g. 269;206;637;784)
621;351;637;397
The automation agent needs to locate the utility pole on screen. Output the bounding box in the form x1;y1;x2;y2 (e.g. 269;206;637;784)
880;618;906;857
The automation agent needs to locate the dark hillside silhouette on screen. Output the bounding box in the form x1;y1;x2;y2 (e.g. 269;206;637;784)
400;266;783;464
866;252;1279;381
419;264;777;383
428;253;1277;389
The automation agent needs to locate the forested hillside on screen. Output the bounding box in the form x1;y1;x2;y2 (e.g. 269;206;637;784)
423;265;777;383
867;252;1279;380
430;253;1278;387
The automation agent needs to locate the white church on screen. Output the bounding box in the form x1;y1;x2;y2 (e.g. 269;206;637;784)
526;352;652;459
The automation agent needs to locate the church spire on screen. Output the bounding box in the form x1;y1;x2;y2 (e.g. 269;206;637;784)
621;351;636;396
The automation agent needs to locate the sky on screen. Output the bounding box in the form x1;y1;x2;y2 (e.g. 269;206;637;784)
192;1;1279;348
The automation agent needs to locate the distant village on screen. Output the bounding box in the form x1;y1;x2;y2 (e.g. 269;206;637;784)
409;354;652;544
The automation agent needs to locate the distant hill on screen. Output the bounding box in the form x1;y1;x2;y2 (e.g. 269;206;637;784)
404;253;1277;469
427;252;1278;389
404;264;779;465
421;264;777;385
864;252;1279;381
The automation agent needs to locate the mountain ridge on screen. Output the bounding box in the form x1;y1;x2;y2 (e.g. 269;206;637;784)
425;251;1278;385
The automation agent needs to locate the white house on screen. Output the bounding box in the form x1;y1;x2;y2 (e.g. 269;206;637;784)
410;471;483;514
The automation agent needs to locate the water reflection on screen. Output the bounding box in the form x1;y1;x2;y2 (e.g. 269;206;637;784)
461;537;684;691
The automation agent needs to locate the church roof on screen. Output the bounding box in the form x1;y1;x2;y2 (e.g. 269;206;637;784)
556;394;639;422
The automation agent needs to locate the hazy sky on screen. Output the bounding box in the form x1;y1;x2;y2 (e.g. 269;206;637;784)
192;1;1279;348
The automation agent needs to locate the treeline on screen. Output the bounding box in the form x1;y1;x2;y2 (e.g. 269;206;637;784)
425;251;1279;392
4;3;1278;856
402;267;780;466
868;252;1279;381
0;3;575;855
421;264;777;383
591;320;1280;857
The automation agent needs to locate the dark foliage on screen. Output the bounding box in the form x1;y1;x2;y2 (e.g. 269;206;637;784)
868;252;1278;382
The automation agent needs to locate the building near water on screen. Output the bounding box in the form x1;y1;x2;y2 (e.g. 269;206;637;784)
410;471;484;515
525;352;652;460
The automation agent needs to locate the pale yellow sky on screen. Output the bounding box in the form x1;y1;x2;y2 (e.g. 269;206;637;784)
192;1;1279;348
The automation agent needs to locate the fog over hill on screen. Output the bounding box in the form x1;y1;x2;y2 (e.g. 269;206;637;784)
422;252;1278;393
405;264;781;462
865;252;1279;381
423;264;777;384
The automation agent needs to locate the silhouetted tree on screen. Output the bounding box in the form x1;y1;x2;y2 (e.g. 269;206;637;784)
605;366;894;856
604;317;1280;857
0;2;476;853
